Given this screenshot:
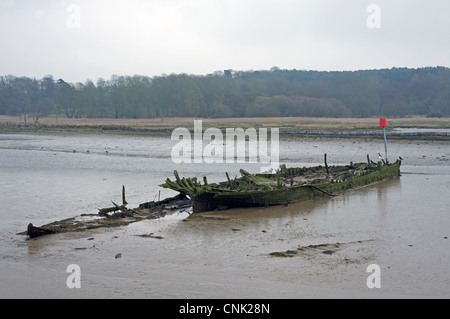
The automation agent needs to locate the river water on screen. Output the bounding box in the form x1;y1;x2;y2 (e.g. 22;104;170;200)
0;132;449;298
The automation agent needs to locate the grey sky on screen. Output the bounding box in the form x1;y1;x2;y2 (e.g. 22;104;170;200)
1;0;449;83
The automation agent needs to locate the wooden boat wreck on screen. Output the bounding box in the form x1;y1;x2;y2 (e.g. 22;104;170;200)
23;191;191;239
161;155;401;213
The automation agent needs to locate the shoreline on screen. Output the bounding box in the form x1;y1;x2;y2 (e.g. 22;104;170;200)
1;116;449;140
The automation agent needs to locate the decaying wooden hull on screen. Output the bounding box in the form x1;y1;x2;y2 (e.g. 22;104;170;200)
161;159;401;213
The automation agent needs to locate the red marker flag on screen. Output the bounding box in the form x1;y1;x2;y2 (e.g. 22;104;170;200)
380;118;388;127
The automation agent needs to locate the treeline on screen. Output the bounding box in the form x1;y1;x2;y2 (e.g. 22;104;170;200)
1;67;449;120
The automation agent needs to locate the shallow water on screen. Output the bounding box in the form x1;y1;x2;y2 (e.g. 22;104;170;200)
0;132;449;298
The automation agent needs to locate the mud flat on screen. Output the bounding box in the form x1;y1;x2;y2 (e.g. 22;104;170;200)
1;131;449;299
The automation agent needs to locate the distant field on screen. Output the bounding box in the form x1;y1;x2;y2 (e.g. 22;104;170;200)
1;115;450;132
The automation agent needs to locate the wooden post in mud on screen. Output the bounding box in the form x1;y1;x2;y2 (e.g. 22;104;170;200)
122;185;128;206
226;172;233;188
324;153;330;174
98;186;128;216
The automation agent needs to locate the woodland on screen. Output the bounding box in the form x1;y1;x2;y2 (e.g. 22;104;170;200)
1;67;449;121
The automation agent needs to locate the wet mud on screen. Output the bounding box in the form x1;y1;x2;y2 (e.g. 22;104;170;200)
1;132;450;298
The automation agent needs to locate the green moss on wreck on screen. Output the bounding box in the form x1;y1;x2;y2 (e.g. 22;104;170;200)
161;159;401;213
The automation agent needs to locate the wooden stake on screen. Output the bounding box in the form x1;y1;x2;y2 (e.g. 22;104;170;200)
226;172;232;188
324;153;329;174
122;185;128;206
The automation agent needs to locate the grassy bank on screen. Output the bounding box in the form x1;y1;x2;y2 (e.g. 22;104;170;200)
1;115;450;136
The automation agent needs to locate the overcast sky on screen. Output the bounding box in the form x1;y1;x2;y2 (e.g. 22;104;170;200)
1;0;449;83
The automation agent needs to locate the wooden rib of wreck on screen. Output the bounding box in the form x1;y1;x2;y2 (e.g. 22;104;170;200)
24;192;191;239
161;155;401;213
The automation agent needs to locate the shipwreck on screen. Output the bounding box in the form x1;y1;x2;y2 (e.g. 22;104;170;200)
161;154;402;213
22;154;401;239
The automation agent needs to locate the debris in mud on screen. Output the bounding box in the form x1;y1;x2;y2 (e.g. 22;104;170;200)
19;190;192;239
269;250;299;258
135;233;164;239
270;243;341;257
269;240;373;258
190;215;230;221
